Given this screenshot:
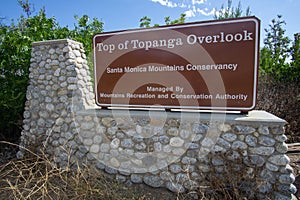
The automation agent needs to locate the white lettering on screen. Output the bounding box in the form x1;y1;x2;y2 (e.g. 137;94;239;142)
147;86;173;93
212;35;220;43
171;93;213;100
106;67;123;73
215;94;248;101
243;30;253;41
97;43;115;53
124;66;147;73
225;34;233;42
187;34;197;45
234;33;243;41
205;35;212;43
130;38;183;50
186;30;254;45
186;63;238;71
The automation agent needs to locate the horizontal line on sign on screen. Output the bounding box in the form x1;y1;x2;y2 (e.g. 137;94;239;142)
171;109;241;114
103;106;243;114
107;106;165;111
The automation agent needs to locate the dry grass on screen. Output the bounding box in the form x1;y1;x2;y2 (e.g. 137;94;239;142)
0;142;269;200
0;142;148;200
179;151;269;200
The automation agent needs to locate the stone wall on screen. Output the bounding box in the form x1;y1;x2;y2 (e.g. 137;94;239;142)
19;39;296;199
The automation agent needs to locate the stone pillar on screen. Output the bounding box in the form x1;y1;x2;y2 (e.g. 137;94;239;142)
19;39;95;157
19;39;296;199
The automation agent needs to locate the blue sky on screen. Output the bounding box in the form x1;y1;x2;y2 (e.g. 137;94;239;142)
1;0;299;44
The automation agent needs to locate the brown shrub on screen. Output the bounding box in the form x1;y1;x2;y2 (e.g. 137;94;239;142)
256;75;300;142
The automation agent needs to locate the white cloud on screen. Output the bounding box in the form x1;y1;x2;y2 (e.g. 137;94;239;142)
196;7;215;16
151;0;178;8
150;0;214;18
214;7;231;18
192;0;206;5
184;9;196;17
179;3;187;8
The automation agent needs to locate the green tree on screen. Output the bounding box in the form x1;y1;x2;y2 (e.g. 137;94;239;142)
139;16;151;28
260;15;291;79
164;13;186;25
0;6;103;140
214;0;251;20
0;9;64;138
18;0;33;17
139;14;186;28
289;33;300;80
72;14;103;56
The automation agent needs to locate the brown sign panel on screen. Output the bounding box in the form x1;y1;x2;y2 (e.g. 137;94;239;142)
93;16;260;111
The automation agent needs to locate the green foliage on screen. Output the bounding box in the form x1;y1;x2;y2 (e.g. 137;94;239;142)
72;14;103;56
0;7;103;140
290;33;300;80
164;13;186;25
139;16;151;28
0;9;61;137
18;0;33;17
259;15;299;82
214;0;251;20
291;33;300;65
139;14;186;28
